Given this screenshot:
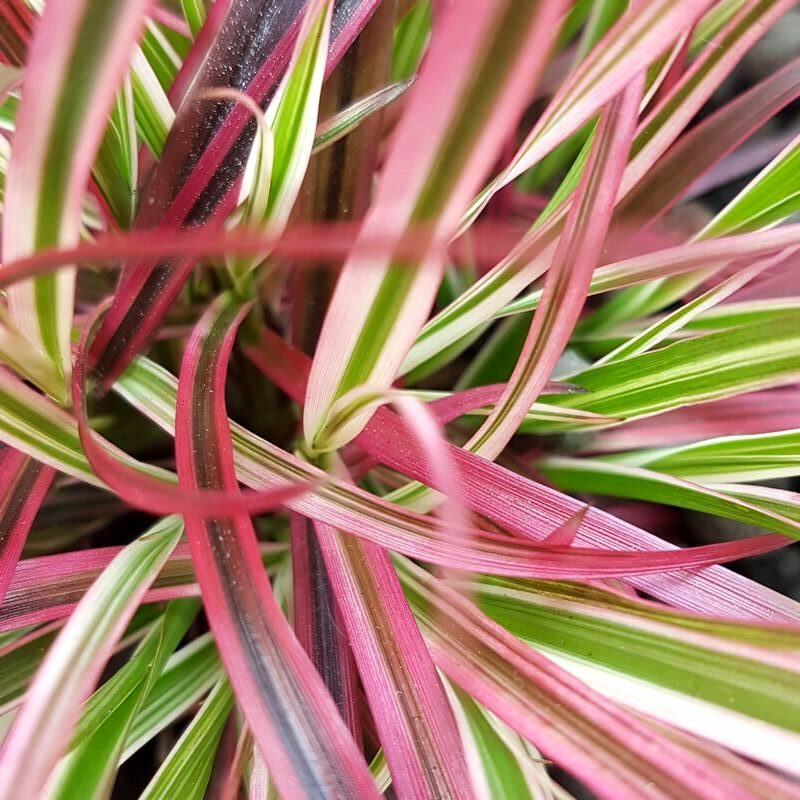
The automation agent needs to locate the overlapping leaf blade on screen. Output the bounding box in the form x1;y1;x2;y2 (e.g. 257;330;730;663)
122;633;223;761
0;3;799;793
462;0;720;227
241;333;800;621
311;514;474;799
402;0;797;377
0;445;54;604
397;556;761;800
138;679;233;800
458;77;642;461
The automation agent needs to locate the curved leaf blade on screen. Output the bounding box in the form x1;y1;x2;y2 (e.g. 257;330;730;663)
174;295;377;800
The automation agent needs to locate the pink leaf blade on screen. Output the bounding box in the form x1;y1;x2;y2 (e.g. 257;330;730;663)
243;333;800;622
289;512;361;740
398;557;759;800
0;213;765;299
541;507;589;547
616;53;800;229
90;0;383;388
174;294;378;800
71;307;313;518
467;76;643;460
587;388;800;454
0;542;286;633
314;516;475;800
462;0;720;227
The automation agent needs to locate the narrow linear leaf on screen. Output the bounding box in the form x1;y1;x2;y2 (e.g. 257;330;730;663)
139;19;183;89
122;633;223;761
312;77;412;154
263;0;332;231
241;333;800;621
130;47;175;156
470;574;800;775
1;0;154;394
465;78;642;461
93;76;138;227
462;0;718;228
391;0;430;82
138;679;233;800
538;456;800;541
0;538;281;637
312;511;474;799
596;252;787;364
398;557;755;800
549;311;800;421
90;0;383;387
0;541;243;632
174;295;377;799
227;0;334;282
703;131;800;237
43;600;199;800
290;512;361;740
611;428;800;485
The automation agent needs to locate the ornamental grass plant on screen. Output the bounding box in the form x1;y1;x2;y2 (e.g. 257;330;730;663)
0;0;800;797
